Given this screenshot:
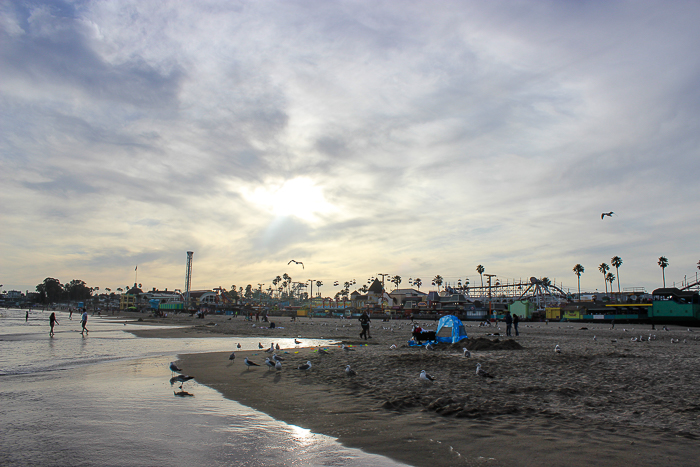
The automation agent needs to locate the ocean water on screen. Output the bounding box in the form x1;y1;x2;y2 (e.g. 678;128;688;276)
0;309;406;466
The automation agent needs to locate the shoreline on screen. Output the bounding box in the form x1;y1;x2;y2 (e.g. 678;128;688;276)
165;315;700;466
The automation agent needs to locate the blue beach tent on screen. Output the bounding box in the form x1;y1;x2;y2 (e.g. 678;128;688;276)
436;315;468;343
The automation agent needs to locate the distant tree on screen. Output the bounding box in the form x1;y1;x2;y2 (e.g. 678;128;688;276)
432;275;443;291
476;265;485;288
413;278;422;290
598;263;610;294
606;273;616;293
658;256;669;287
316;280;323;297
359;284;369;293
244;284;253;299
573;264;585;301
64;279;92;301
36;277;64;304
391;275;402;290
611;256;623;294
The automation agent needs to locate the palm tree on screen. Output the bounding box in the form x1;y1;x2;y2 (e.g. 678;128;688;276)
476;265;485;288
658;256;669;287
432;275;443;291
598;263;610;294
316;280;323;297
573;264;585;301
413;278;422;290
606;273;615;294
391;275;402;290
611;256;623;294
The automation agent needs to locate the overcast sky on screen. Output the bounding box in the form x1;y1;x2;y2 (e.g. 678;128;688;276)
2;0;699;297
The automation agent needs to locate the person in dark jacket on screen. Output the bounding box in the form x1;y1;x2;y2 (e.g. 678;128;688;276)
513;313;520;336
359;311;371;340
504;311;513;337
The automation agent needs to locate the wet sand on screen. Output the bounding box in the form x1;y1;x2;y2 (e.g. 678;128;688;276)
128;314;700;466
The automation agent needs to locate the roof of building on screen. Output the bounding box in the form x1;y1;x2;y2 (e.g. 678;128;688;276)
368;279;383;294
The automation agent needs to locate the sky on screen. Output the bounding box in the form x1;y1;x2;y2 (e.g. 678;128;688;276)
1;0;699;297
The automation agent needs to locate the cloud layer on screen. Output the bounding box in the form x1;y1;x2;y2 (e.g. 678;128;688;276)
2;0;699;295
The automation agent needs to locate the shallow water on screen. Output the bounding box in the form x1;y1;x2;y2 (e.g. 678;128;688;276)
0;309;407;466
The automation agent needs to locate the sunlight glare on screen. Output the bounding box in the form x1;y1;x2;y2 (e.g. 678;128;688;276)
246;177;335;221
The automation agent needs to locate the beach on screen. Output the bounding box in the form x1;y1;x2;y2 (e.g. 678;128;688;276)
128;313;700;466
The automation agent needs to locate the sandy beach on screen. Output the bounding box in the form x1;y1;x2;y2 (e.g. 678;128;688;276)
127;313;700;466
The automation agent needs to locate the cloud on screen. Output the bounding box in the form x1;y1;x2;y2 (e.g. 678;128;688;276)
1;0;699;294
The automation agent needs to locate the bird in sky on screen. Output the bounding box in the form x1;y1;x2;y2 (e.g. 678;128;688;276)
345;365;357;376
420;370;435;382
288;260;304;269
601;211;615;219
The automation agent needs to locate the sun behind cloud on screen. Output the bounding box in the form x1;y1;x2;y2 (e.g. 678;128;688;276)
244;177;336;222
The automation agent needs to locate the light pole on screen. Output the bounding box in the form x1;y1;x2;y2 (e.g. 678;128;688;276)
307;279;315;310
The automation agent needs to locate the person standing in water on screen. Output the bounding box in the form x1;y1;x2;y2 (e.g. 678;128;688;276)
80;310;89;336
49;312;59;337
25;310;29;322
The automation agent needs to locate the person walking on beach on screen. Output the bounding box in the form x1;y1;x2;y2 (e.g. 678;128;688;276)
504;311;513;337
513;313;520;336
49;312;59;337
26;310;29;322
80;310;89;336
69;308;73;320
359;311;371;340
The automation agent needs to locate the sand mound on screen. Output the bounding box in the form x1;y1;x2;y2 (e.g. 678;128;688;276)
464;337;523;351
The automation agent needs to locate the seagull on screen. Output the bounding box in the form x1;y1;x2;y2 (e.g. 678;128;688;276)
555;345;561;353
345;365;357;376
265;357;275;370
265;344;274;353
475;363;493;378
272;353;284;362
294;339;302;345
463;348;471;358
170;374;194;389
288;260;304;269
593;336;597;341
169;362;182;375
276;343;281;350
275;360;282;371
426;343;434;351
601;211;615;219
631;337;638;342
229;351;236;361
420;370;435;382
342;344;355;352
237;343;242;349
244;357;260;369
298;361;312;373
389;344;397;350
258;342;264;349
611;339;618;343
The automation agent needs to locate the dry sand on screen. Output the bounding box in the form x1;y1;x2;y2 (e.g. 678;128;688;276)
126;314;700;466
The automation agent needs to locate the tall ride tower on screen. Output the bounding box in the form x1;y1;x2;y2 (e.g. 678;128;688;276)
185;251;193;308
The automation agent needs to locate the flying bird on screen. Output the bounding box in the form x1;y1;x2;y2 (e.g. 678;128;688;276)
244;357;260;369
345;365;357;376
288;260;304;269
420;370;435;382
601;211;615;219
